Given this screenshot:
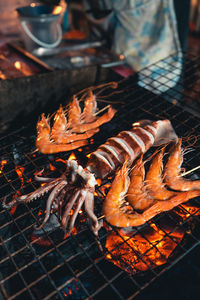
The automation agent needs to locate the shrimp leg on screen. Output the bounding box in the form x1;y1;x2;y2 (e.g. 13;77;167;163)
70;106;117;133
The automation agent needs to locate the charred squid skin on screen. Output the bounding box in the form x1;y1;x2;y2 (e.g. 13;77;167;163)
2;178;62;209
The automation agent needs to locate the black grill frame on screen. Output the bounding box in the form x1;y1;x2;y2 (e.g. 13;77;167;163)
1;52;200;300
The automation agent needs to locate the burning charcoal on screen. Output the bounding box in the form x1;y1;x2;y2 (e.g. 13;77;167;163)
33;213;61;234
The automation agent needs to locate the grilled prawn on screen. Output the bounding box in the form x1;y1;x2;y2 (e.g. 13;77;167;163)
126;155;155;211
103;140;200;228
103;160;200;227
36;83;117;154
164;138;200;191
145;147;177;200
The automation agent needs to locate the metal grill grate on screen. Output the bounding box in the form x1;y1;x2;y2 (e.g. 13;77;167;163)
1;52;200;300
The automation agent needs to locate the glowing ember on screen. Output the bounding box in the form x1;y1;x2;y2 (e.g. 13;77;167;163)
64;227;78;239
15;166;25;188
49;163;56;171
105;224;184;273
100;183;111;196
105;204;200;274
55;158;67;164
176;203;200;220
96;178;102;186
0;160;7;173
10;205;17;215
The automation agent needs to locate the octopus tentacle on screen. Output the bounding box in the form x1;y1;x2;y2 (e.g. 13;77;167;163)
36;180;68;230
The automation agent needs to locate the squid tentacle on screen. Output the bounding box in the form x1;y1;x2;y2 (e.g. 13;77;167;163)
35;180;68;230
84;190;99;236
67;189;87;234
2;178;62;209
61;189;81;229
35;175;57;183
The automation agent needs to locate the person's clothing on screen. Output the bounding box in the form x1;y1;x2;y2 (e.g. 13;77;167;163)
85;0;185;94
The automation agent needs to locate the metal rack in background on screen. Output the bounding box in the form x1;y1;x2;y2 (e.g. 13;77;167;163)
0;52;200;300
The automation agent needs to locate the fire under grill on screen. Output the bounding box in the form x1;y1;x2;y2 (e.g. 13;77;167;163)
0;52;200;300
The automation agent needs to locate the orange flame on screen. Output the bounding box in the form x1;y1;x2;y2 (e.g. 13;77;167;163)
96;178;102;186
68;152;77;161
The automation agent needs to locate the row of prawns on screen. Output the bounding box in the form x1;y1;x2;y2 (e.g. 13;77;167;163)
103;138;200;228
36;83;117;154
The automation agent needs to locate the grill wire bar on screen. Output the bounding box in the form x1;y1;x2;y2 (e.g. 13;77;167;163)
0;52;200;299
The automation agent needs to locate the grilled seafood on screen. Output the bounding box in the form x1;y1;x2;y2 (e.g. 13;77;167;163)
3;160;100;236
87;119;178;179
164;138;200;191
36;113;88;154
127;155;155;211
3;119;179;236
36;86;117;154
103;160;200;228
145;147;176;200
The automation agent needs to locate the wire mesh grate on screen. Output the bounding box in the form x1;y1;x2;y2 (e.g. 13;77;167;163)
0;52;200;299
